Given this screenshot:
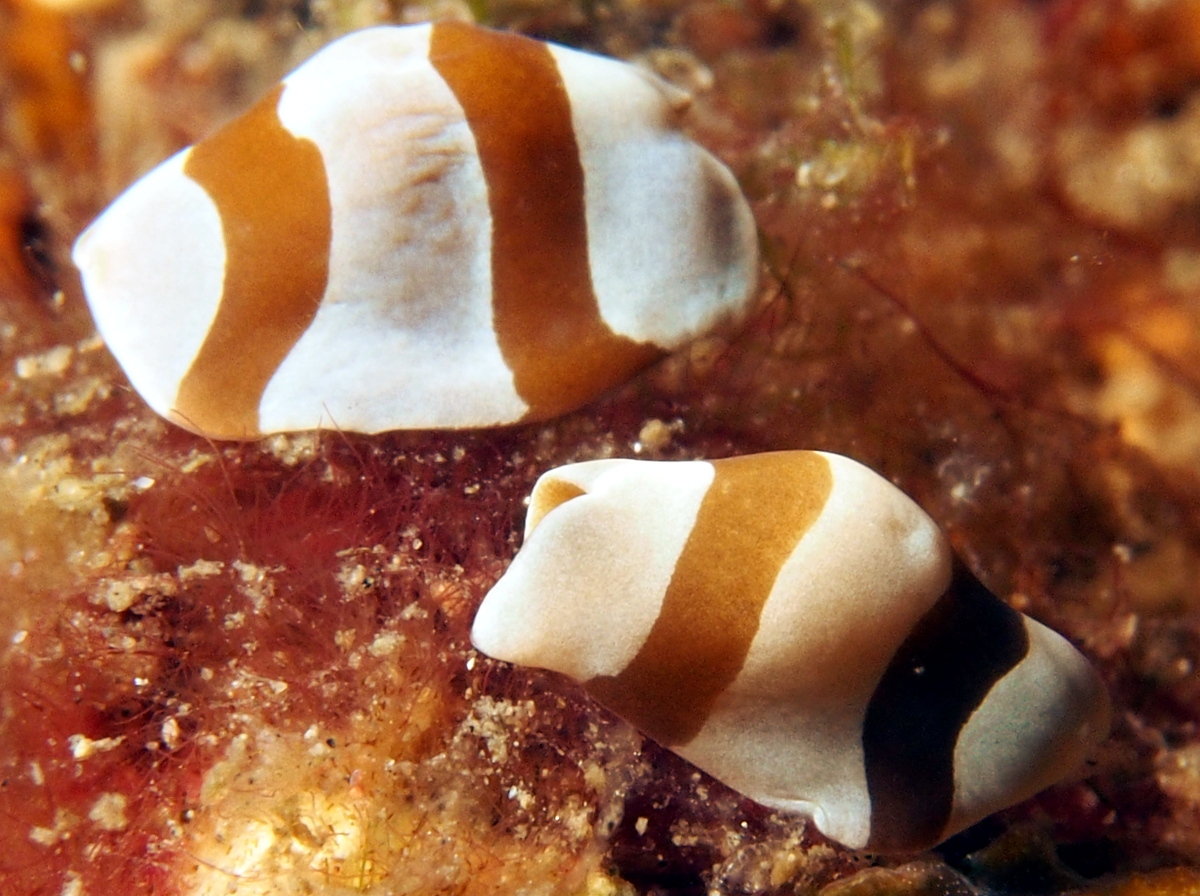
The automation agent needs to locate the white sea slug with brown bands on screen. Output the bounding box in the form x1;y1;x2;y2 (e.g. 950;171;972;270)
72;22;758;439
471;451;1111;853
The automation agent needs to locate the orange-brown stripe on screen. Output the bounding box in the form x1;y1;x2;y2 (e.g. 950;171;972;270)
176;84;331;439
527;478;586;533
588;452;834;746
428;22;661;421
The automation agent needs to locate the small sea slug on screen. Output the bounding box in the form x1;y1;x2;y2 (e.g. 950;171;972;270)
471;451;1111;853
72;22;758;440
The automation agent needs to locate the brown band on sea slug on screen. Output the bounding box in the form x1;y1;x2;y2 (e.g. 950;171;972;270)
178;84;332;439
588;452;834;746
429;22;661;421
527;478;587;533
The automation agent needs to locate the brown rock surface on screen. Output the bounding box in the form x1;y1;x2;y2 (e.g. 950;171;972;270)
2;0;1199;893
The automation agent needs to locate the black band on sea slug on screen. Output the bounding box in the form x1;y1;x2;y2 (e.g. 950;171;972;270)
861;559;1030;852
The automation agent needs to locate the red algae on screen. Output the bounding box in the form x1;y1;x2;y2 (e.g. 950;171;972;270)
5;1;1200;895
0;0;95;177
